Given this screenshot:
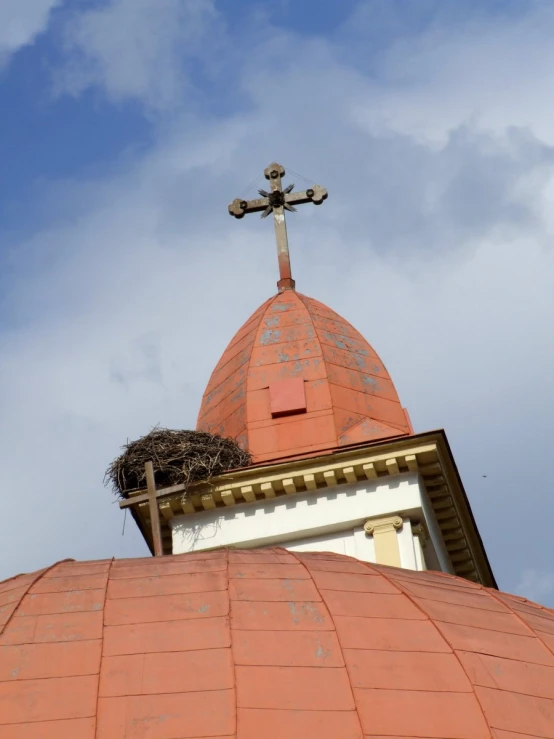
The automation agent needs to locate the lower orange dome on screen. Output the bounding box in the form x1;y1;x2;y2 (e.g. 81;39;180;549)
197;291;412;463
1;550;553;737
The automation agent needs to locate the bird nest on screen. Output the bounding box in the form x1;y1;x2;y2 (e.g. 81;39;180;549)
105;427;251;499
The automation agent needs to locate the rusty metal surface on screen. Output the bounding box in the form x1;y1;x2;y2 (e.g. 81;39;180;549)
196;291;411;463
9;547;546;736
228;162;328;292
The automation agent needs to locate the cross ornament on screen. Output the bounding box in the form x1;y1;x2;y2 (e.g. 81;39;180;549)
228;162;328;291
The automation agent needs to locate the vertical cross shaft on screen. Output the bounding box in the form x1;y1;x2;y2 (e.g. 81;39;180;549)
265;163;294;291
228;162;328;292
145;460;163;557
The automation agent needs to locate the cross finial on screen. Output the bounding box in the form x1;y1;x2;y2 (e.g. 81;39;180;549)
228;162;328;292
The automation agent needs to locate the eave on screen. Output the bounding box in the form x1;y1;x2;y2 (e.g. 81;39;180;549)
120;429;496;588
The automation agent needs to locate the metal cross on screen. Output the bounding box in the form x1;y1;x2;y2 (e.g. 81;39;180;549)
228;162;328;291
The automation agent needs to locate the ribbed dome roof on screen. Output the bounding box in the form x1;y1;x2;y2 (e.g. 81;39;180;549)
197;291;412;463
2;549;554;737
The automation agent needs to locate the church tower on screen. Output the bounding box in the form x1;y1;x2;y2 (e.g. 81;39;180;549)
122;162;495;588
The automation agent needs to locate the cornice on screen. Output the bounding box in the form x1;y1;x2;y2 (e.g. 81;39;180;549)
121;430;496;588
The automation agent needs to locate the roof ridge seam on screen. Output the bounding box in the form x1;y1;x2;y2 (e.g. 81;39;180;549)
321;357;389;378
483;587;554;664
333;409;409;437
367;564;493;728
298;294;408;439
212;324;261;364
200;292;311;408
200;388;249;432
300;295;389;353
244;295;302;431
199;342;255;404
332;409;366;438
326;381;403;405
295;292;336;446
198;297;274;403
287;550;366;738
0;559;75;640
244;333;322;351
224;548;239;738
95;557;116;737
198;375;248;420
215;297;276;385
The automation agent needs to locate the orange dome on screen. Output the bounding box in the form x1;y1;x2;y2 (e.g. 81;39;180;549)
1;549;554;737
197;291;412;463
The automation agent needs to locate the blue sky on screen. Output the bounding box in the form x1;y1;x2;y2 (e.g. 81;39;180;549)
0;0;529;227
1;0;554;605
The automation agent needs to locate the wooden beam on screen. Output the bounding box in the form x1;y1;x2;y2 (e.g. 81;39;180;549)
159;501;173;521
119;480;187;509
282;478;296;494
405;454;418;471
450;548;472;563
343;466;357;483
363;463;377;479
180;496;195;514
445;537;468;552
419;462;441;475
221;490;235;506
426;485;448;498
425;476;445;487
435;507;457;521
261;482;276;498
145;460;163;557
443;528;463;541
439;517;460;531
240;485;256;502
303;473;317;491
201;494;216;510
436;500;457;514
454;560;475;575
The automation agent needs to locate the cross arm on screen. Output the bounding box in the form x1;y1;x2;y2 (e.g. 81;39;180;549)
228;184;328;219
285;185;328;207
228;196;269;218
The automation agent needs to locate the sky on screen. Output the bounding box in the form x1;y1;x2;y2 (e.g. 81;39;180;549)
1;0;553;605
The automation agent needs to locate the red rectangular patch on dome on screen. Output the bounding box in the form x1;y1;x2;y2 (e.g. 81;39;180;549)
269;378;307;417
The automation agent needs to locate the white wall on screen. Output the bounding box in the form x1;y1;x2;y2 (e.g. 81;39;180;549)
281;527;375;561
420;486;455;574
170;472;443;572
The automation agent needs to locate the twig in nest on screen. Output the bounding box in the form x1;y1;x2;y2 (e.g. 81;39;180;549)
104;427;251;499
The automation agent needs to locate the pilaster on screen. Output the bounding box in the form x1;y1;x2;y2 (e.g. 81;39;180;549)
363;515;403;567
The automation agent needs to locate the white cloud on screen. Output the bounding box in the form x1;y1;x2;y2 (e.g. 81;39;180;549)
0;0;60;64
1;2;554;600
55;0;220;108
344;0;554;146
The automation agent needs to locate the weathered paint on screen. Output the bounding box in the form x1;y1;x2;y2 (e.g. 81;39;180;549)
197;291;411;463
270;301;294;312
320;331;370;355
259;329;282;346
3;547;546;736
